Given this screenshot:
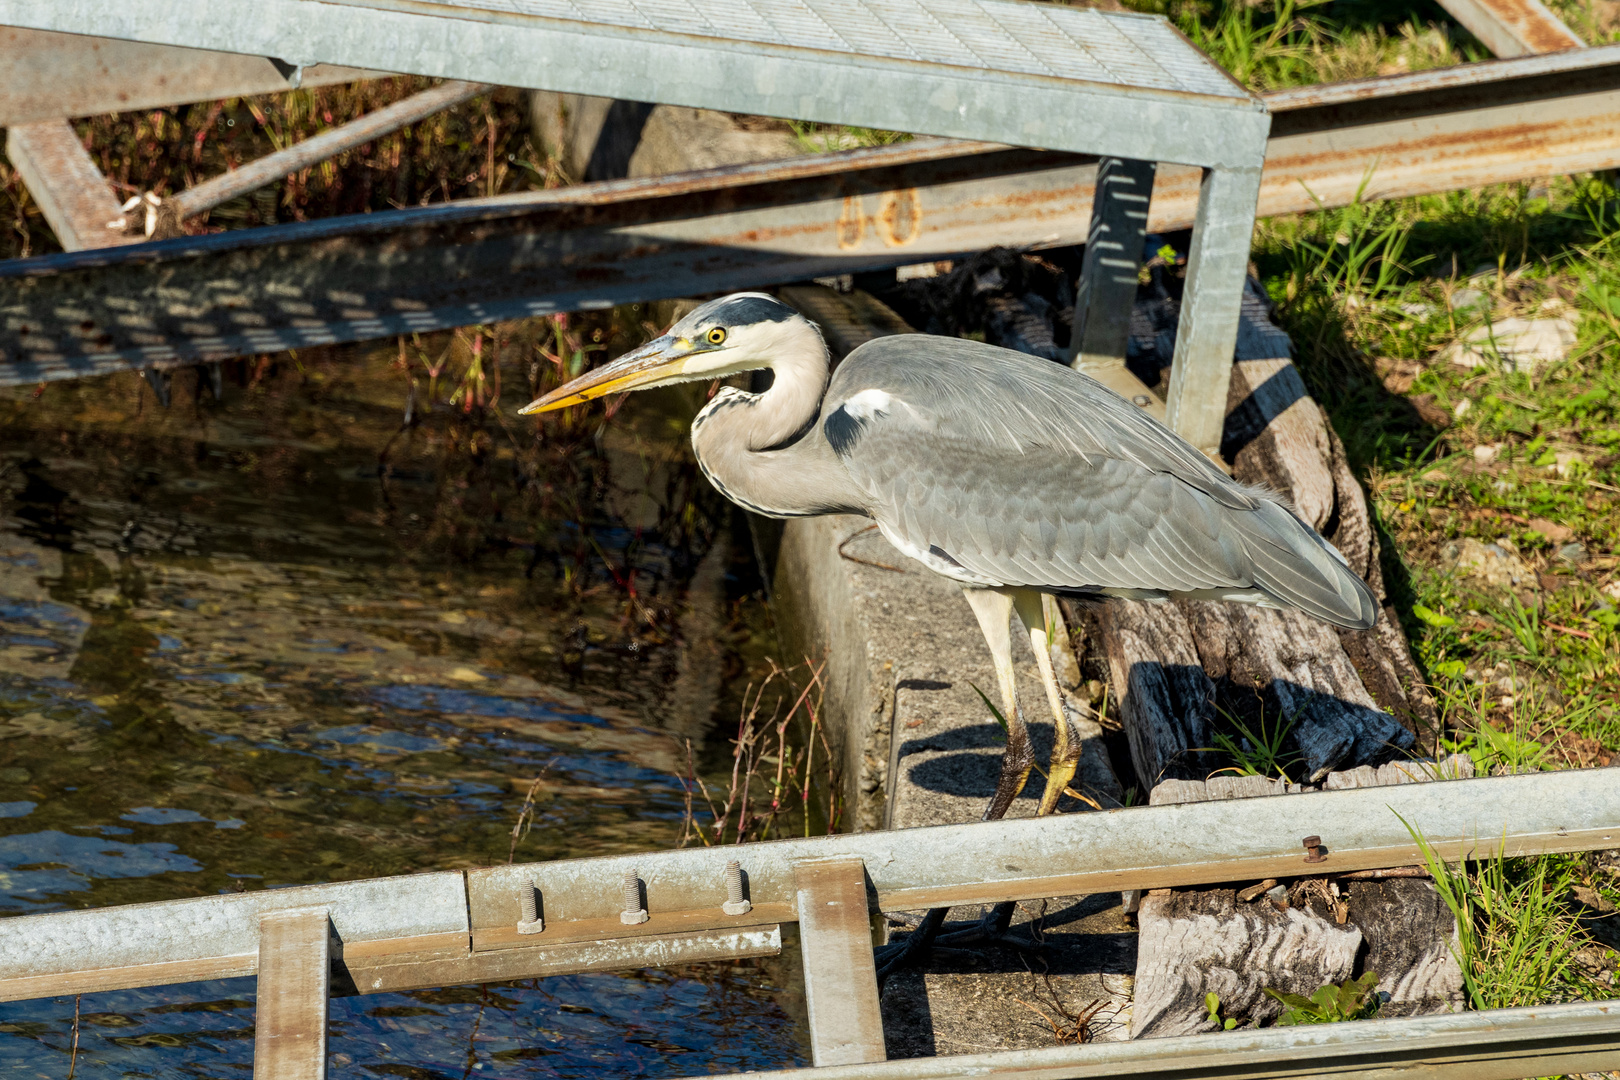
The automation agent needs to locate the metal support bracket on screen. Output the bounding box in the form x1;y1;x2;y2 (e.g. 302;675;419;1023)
1164;164;1265;456
795;858;885;1067
1069;155;1166;425
1071;156;1155;372
5;120;140;253
254;907;331;1080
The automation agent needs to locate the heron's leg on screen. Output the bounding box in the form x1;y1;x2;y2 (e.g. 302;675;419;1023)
962;587;1034;822
874;588;1034;985
1016;591;1084;817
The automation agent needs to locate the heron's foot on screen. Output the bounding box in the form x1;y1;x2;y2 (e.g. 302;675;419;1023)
935;900;1041;951
874;902;1043;987
874;907;948;986
1035;749;1083;816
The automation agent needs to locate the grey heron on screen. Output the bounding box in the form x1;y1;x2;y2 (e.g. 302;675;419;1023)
521;291;1375;955
524;297;1373;971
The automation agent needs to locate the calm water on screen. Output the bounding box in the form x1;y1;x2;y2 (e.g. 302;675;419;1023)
0;326;808;1078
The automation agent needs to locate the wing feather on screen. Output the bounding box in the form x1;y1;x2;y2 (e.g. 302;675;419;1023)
820;336;1377;629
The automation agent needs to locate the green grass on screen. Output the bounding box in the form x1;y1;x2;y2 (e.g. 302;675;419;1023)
1408;822;1601;1011
1205;704;1303;782
1185;0;1620;1019
1251;175;1620;768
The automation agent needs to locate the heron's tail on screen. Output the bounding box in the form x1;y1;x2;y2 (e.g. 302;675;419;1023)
1234;499;1378;630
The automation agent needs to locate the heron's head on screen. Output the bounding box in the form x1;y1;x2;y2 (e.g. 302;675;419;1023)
519;292;816;416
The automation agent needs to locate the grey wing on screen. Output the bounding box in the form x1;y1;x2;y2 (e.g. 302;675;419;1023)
822;337;1377;629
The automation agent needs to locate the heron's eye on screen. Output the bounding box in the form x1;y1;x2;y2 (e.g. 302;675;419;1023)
706;327;727;346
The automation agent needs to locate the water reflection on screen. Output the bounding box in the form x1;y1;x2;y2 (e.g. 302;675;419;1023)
0;331;802;1076
0;960;802;1079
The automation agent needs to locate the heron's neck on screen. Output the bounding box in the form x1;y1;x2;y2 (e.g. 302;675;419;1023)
690;322;863;518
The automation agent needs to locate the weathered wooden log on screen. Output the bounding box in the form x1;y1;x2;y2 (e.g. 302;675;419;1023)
1131;758;1469;1037
1063;277;1424;790
1345;878;1467;1017
1131;887;1363;1038
1176;599;1413;782
1097;598;1213;793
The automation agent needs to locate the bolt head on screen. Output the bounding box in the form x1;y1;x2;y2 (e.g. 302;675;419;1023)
517;918;544;935
621;909;649;925
722;900;752;916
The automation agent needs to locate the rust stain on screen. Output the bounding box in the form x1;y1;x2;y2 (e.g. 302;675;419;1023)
1478;0;1583;52
835;195;864;250
877;188;921;246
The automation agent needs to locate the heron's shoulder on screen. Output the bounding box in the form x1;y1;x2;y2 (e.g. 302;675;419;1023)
833;334;1053;391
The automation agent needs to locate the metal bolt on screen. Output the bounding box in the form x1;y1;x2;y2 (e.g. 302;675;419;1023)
722;860;751;916
621;868;648;925
1303;835;1327;863
517;879;543;934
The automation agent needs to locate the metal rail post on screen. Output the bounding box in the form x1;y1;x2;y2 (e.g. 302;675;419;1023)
1070;156;1155;374
1164;164;1264;456
254;908;331;1080
795;859;885;1067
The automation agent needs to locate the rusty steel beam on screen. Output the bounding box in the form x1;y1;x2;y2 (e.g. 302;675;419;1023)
2;45;1619;386
1432;0;1583;57
154;80;492;236
4;120;142;252
0;27;389;126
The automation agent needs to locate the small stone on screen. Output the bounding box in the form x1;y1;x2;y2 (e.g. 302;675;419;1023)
1557;542;1588;565
1375;357;1424;393
1453;398;1472;419
1449;287;1489;315
1411;394;1451;427
1554;451;1584;478
1447;537;1532;589
1421;469;1448;483
1601;581;1620;603
1472;444;1499;464
1442;315;1579;373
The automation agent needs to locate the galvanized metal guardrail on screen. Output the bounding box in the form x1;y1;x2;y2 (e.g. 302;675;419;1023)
3;770;1618;1078
1;43;1617;391
697;999;1620;1080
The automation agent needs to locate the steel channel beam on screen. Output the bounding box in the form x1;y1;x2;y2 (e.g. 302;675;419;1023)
0;27;390;126
158;79;492;233
691;998;1620;1080
2;45;1618;388
4;120;141;253
0;872;468;1002
0;770;1615;1002
1432;0;1583;57
466;769;1613;945
0;0;1269;171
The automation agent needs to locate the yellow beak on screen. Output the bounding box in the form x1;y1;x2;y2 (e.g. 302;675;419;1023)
517;334;687;416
